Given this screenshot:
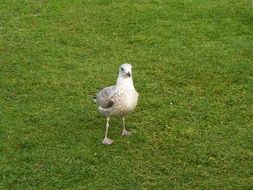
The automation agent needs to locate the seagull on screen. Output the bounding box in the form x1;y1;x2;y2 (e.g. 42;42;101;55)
93;63;139;145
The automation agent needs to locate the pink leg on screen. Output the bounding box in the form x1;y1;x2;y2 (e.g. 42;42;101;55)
102;117;113;145
121;117;131;136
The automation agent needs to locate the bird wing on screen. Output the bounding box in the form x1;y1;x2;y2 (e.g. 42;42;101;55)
95;86;116;109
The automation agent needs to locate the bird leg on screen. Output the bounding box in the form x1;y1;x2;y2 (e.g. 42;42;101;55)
102;117;113;145
121;117;132;136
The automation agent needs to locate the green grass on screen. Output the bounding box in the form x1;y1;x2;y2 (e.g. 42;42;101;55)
1;0;253;189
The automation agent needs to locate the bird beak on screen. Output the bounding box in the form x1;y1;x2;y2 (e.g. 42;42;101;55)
127;72;131;77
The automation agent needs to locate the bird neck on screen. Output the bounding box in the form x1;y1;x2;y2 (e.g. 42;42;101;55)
116;76;134;88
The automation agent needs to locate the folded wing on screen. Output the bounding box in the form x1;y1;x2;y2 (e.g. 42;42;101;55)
95;86;116;109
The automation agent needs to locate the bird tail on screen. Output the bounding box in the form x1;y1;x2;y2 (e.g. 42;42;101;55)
98;106;110;116
93;96;97;103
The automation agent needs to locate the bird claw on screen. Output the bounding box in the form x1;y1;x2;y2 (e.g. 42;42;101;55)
122;130;132;136
102;137;113;145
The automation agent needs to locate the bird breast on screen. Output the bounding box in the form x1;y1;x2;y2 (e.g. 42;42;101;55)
98;82;139;117
115;87;138;114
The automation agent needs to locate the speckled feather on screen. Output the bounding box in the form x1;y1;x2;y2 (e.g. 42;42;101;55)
94;63;139;117
95;86;116;109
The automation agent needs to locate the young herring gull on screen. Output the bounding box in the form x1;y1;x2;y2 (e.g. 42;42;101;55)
93;63;139;145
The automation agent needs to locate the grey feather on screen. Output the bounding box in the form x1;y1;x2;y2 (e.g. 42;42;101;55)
95;86;116;109
94;63;138;118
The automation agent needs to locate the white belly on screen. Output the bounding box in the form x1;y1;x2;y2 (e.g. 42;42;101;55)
114;89;138;116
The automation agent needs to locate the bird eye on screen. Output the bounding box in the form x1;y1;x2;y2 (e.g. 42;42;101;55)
121;67;124;71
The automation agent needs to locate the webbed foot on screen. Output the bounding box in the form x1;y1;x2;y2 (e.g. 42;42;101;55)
102;137;113;145
122;130;132;136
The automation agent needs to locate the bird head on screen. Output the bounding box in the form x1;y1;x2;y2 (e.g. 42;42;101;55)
119;63;132;78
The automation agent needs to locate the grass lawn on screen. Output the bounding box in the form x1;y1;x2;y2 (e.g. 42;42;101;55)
1;0;253;189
